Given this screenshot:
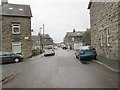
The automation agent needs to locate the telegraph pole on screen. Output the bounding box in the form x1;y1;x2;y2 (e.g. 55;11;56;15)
39;27;42;53
43;24;44;35
42;24;45;48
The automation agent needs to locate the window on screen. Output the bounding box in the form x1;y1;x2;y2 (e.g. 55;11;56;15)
100;31;103;46
9;7;13;10
12;24;20;34
72;37;74;42
19;8;23;11
106;29;110;46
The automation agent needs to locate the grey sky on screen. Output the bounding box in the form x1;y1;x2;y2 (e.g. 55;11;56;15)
1;0;90;43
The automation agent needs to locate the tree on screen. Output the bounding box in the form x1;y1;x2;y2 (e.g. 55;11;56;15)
82;28;91;45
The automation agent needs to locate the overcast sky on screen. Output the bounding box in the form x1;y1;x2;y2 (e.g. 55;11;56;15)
1;0;90;43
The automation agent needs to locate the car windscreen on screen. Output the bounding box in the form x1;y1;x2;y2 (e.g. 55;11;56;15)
44;45;53;50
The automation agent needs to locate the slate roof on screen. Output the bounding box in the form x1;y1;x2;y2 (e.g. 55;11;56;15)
0;3;32;17
32;35;40;41
66;31;83;37
41;34;51;39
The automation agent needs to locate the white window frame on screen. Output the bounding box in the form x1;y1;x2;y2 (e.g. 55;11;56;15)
12;24;20;34
101;36;103;46
106;29;110;46
100;31;103;46
72;37;74;42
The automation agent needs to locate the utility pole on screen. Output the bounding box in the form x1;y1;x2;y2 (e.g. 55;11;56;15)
39;27;42;53
39;24;45;51
43;24;44;35
42;24;45;48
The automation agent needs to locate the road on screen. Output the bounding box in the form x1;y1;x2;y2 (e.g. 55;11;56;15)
2;48;118;88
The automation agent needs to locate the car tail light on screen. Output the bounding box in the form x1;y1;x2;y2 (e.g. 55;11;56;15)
80;52;85;54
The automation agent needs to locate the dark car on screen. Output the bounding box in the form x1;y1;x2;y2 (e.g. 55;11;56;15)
75;46;97;60
0;51;23;64
62;45;68;50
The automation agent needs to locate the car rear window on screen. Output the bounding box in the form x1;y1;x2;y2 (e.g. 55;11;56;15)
80;46;96;51
0;52;2;56
80;46;89;50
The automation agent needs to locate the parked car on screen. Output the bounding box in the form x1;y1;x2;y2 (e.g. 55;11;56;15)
62;45;68;50
44;45;55;56
75;46;97;60
0;51;23;64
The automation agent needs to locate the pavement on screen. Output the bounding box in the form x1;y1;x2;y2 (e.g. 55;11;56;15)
92;56;120;73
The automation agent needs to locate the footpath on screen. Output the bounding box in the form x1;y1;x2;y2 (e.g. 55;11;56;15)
92;57;120;73
71;49;120;73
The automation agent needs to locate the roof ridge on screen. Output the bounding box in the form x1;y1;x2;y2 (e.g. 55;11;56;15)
6;3;30;6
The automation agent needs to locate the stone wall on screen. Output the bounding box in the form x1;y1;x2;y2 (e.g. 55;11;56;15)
90;2;119;60
0;16;2;51
66;36;82;44
118;2;120;60
2;16;32;58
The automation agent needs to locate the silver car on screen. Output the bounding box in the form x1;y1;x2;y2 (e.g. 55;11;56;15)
44;45;55;56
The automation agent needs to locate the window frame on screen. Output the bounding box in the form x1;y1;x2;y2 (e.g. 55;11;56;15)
106;29;110;46
100;30;103;47
12;24;20;34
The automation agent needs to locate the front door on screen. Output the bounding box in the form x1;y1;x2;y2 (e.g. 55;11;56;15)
12;42;21;54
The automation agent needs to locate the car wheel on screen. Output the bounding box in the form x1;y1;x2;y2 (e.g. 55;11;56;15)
94;56;97;60
14;58;20;63
94;57;97;60
76;55;78;58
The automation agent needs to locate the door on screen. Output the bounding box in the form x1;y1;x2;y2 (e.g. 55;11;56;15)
12;42;21;54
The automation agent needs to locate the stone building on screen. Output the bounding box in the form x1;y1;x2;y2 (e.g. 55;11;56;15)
31;35;40;50
0;0;32;58
88;2;120;61
40;34;53;46
64;30;83;50
32;34;53;50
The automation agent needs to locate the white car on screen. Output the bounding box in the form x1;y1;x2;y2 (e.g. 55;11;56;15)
44;45;55;56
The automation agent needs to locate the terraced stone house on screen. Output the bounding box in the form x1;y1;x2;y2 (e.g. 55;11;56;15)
32;34;53;50
88;2;120;61
0;0;32;58
64;30;83;50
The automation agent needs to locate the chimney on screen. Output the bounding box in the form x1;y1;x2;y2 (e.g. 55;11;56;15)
73;29;75;33
1;0;8;5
